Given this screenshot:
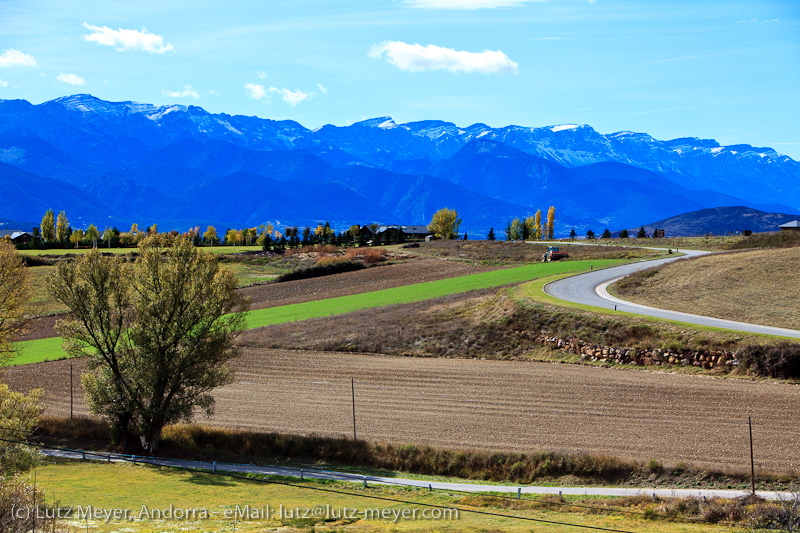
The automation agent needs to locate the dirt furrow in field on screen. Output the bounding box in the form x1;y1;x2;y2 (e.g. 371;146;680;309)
7;349;799;474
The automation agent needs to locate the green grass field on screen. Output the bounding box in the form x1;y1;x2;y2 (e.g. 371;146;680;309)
33;461;729;532
10;260;625;366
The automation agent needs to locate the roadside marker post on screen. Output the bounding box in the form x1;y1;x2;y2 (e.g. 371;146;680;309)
749;416;756;495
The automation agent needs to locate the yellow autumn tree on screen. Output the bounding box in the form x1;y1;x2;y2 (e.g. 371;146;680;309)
428;208;462;240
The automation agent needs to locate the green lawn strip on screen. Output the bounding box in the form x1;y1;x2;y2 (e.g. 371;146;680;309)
10;260;624;366
33;461;723;532
243;260;624;329
11;337;65;365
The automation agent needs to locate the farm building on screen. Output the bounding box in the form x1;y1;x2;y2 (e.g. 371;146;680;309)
0;230;33;245
376;225;434;243
779;220;800;232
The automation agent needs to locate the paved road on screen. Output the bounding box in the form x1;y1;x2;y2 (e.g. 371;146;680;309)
42;449;794;501
543;245;800;338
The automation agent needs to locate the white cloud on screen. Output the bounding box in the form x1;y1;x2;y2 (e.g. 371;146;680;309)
82;22;174;54
273;87;312;106
403;0;541;8
56;73;86;86
317;83;328;94
369;41;518;75
0;49;37;68
0;78;8;88
162;85;200;99
256;71;267;79
245;82;270;101
244;83;314;106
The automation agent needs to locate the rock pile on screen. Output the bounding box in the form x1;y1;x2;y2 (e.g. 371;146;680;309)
535;335;737;369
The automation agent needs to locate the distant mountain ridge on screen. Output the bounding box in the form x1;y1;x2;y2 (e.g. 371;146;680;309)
0;94;798;236
641;207;800;237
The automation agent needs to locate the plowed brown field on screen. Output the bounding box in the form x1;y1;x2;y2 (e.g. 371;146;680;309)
7;349;800;475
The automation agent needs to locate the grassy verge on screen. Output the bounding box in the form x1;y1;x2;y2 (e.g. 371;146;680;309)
37;418;800;492
32;461;733;532
10;259;625;366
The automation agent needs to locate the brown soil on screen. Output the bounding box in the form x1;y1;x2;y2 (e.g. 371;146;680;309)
613;247;800;330
16;258;495;342
8;349;800;475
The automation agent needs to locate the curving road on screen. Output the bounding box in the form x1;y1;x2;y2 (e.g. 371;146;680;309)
543;244;800;338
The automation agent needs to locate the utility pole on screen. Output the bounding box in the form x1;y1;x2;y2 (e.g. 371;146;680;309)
351;378;357;441
749;416;756;495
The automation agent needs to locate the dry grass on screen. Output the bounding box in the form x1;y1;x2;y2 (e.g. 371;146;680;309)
612;247;800;330
283;244;339;256
415;240;663;264
240;289;759;360
344;247;387;263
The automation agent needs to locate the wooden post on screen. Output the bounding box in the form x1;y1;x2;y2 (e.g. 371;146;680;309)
351;378;357;441
70;363;74;419
749;416;756;495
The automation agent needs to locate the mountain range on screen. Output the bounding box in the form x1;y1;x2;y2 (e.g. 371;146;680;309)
1;93;799;237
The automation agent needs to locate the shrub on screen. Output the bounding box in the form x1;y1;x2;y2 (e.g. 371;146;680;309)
736;342;800;379
275;260;366;282
646;459;663;473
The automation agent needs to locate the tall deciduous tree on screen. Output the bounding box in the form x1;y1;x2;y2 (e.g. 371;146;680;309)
428;208;462;240
49;237;248;452
102;226;115;248
41;210;56;243
86;224;100;248
55;211;69;244
508;218;522;241
203;226;217;247
546;206;556;240
0;240;31;362
70;228;84;249
533;210;542;240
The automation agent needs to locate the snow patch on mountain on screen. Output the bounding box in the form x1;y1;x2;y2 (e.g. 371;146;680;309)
550;124;580;132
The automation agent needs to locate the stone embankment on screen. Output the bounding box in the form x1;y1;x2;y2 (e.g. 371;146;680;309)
536;335;736;369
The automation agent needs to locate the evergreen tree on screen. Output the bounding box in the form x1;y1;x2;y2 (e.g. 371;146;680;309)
487;228;495;241
463;232;468;240
505;221;512;241
586;229;595;240
637;226;647;238
569;228;577;240
601;228;612;239
619;229;629;239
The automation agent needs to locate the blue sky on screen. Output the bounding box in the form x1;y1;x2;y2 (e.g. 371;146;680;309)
2;0;799;158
